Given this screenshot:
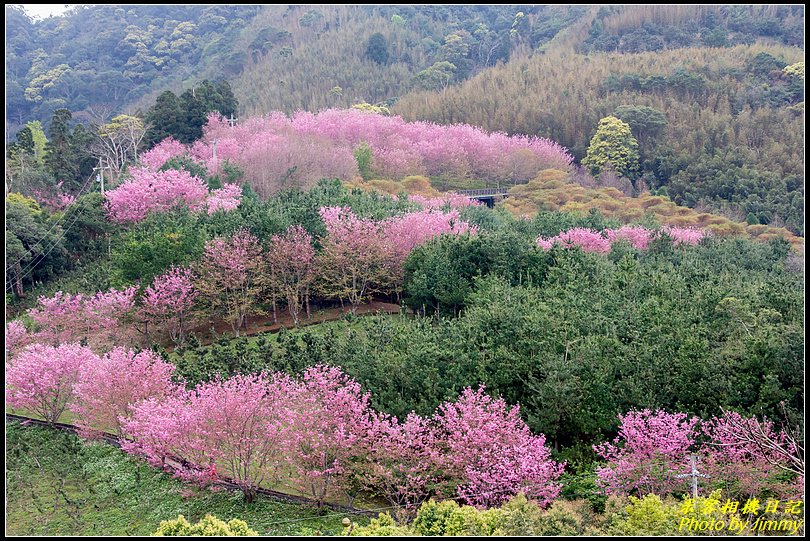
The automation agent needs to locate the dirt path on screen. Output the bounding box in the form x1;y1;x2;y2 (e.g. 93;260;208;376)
185;300;403;347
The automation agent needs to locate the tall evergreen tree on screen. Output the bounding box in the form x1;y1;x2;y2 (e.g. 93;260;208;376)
145;91;182;146
179;88;207;143
45;108;80;188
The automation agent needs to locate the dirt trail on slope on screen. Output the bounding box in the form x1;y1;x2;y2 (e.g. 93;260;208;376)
184;300;403;347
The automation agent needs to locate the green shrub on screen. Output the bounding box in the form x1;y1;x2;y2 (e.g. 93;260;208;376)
347;513;412;536
154;514;258;536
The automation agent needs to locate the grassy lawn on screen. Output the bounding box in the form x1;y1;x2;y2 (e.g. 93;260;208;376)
5;422;366;536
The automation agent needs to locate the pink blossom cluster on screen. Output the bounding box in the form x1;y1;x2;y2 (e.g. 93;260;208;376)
105;168;210;223
5;343;173;431
205;183;243;214
538;227;614;253
382;209;477;283
141;267;198;345
140;137;188;171
267;225;316;324
700;411;801;499
537;226;707;253
408;193;482;210
605;225;655;250
32;182;76;212
105;168;242;223
594;409;801;500
432;387;564;507
5;320;28;357
72;347;178;438
189;109;574;196
593;409;699;496
6;343;95;424
661;226;706;246
26;288;138;350
318;206;475;303
120;365;562;508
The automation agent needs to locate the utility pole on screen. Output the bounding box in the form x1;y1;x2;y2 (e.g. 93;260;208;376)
96;157;105;195
228;113;238;128
675;454;710;500
212;139;218;164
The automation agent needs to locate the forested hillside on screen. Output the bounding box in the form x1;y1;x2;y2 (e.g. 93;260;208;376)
395;45;805;233
580;5;804;52
6;5;260;128
6;4;585;130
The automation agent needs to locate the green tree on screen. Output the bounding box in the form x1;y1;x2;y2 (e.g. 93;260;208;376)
6;193;70;297
365;32;389;65
27;120;48;165
111;209;205;288
412;61;457;92
45;109;79;187
178;87;208;143
145;90;183;146
581;116;639;179
353;142;374;180
612;105;667;142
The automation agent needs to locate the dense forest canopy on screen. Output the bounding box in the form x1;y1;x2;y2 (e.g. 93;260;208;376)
6;4;587;131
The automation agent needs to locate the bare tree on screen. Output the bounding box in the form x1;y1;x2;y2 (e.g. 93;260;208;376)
715;405;804;478
90;114;146;184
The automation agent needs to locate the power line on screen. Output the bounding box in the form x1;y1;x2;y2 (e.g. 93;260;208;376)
6;182;98;292
5;169;98;270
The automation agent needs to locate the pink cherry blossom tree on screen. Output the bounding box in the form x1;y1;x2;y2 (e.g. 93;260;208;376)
26;288;137;350
5;320;29;357
432;386;564;507
141;267;198;345
105;167;209;223
122;372;294;502
381;209;476;294
194;229;266;336
593;409;699;496
266;225;316;325
360;411;443;510
317;207;393;307
284;365;375;507
536;228;613;254
661;226;707;246
6;343;97;424
205;183;242;214
71;347;177;438
605;225;654;250
701;409;803;500
140;137;189;171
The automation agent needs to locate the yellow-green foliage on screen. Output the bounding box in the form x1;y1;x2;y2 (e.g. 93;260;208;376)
607;490;754;536
346;491;804;537
493;495;598;536
784;61;804;79
607;494;681;536
371;495;597;536
502;171;803;249
581;116;639;178
6;192;43;214
347;513;412;537
153;514;258;536
352;102;392;116
345;176;442;197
